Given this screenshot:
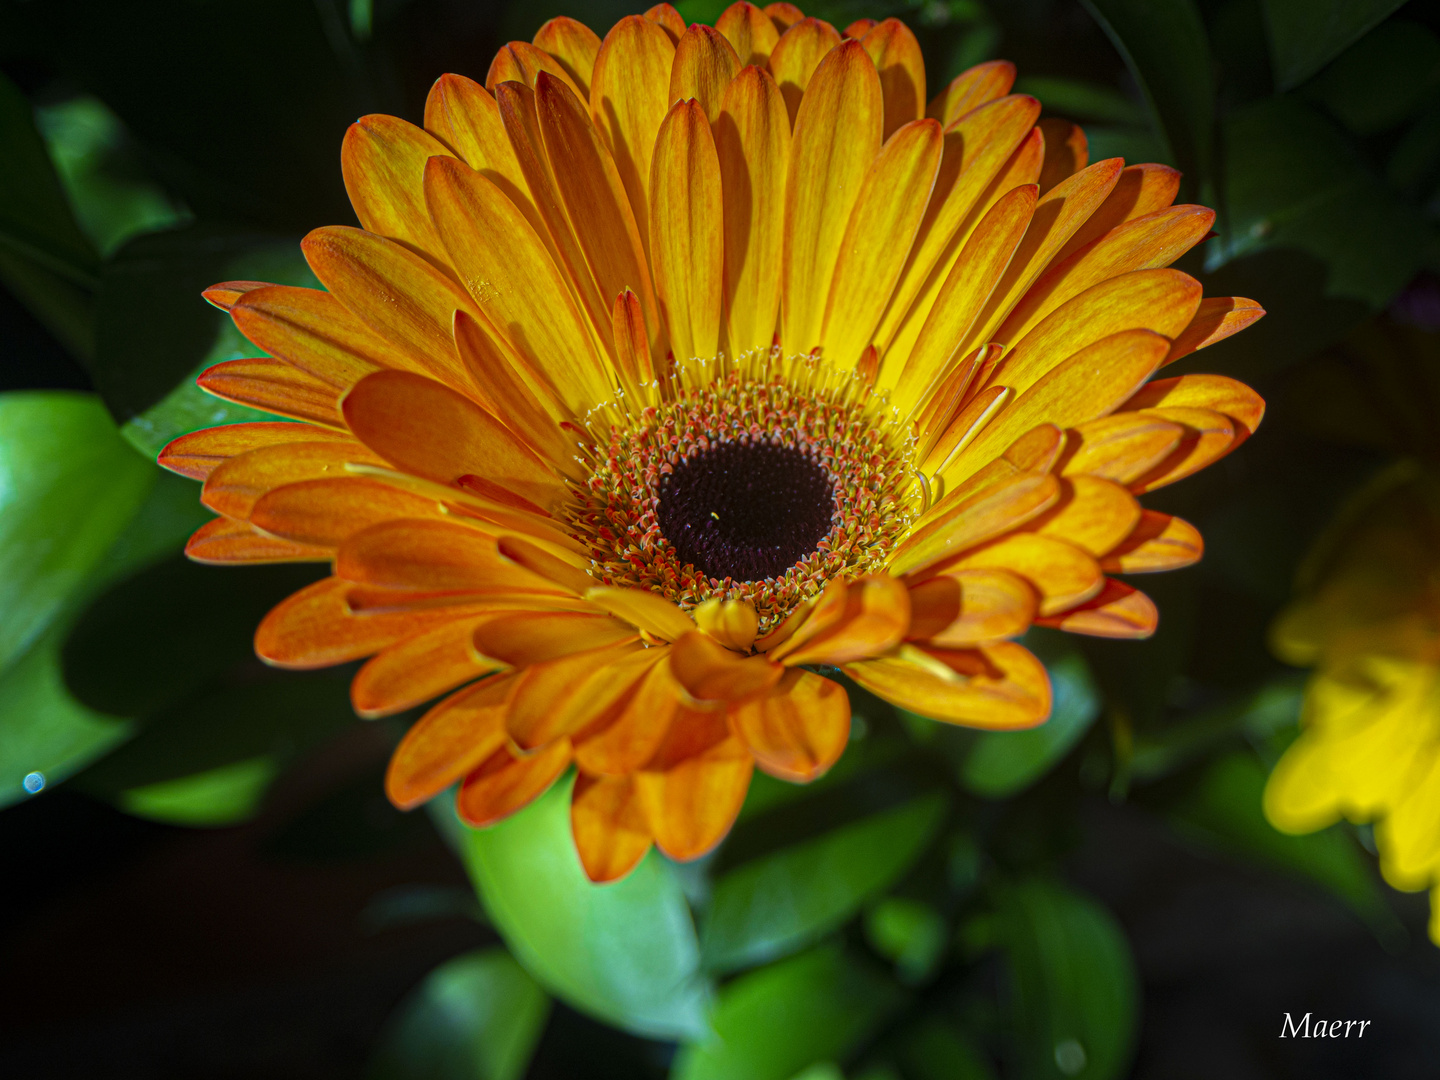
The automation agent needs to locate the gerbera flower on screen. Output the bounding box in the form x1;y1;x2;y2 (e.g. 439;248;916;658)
160;3;1265;882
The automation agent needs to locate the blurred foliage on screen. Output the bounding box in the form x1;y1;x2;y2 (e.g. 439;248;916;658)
2;0;1439;1077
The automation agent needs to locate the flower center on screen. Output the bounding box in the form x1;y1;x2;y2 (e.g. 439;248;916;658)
656;440;835;582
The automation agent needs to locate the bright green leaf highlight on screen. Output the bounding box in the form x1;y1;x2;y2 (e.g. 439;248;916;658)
368;947;551;1080
118;754;278;827
962;643;1100;798
999;879;1139;1080
865;897;948;984
672;946;904;1080
1262;0;1409;91
455;774;711;1041
702;793;948;973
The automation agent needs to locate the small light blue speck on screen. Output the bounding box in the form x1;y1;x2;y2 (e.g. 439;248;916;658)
23;772;46;794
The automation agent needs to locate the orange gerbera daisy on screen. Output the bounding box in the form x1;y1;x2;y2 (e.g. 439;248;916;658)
160;3;1265;882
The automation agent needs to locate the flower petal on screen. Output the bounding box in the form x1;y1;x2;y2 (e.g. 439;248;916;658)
763;3;805;32
184;515;329;565
572;773;653;883
859;18;924;139
1127;406;1234;493
229;286;389;388
771;574;911;666
473;611;637;666
1163;296;1265;365
196;358;343;427
694;596;760;651
906;567;1036;645
1100;510;1203;573
645;3;686;41
1035;577;1157;638
845;641;1050;729
424;75;533;214
1036;118;1088;195
782;39;883;354
573;655;698;775
1122;373;1266;446
729;668;850;781
945;532;1103;616
636;736;753;860
341;369;566;511
926;60;1016;126
250;477;447;547
487;39;585;99
584;586;697;641
533;17;603;99
508;645;661;751
891;471;1060;578
820;116;943;371
1050;162;1181;267
669;630;783;700
159;422;354;481
354;617;501;718
1058;413;1185;485
336;518;569;595
669;23;741;123
341;114;454;257
650;99;724;362
717;65;790;357
202;440;386;519
767;17;843;124
385;673;516;808
717;1;780;66
1027;474;1142;558
457;738;574;828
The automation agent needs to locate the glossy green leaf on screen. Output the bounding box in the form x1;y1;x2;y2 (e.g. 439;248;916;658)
1262;0;1409;91
1310;21;1440;135
0;392;153;672
671;946;904;1080
1079;0;1214;188
368;947;551;1080
454;773;711;1041
961;639;1100;799
701;793;948;974
117;754;278;827
1166;750;1400;939
999;879;1139;1080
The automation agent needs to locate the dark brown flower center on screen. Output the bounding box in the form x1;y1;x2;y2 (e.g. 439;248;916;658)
656;440;835;582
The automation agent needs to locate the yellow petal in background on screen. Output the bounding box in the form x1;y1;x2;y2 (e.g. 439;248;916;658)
767;17;843;124
858;18;925;139
341;114;454;257
925;59;1016;126
487;40;585;100
669;23;741;124
716;1;780;66
533;17;602;99
1036;117;1088;195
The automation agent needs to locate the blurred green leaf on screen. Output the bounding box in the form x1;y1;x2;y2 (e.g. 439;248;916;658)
1012;77;1145;126
1079;0;1213;187
1165;750;1401;939
1077;126;1169;168
786;1065;844;1080
117;754;278;827
702;793;948;974
0;392;153;671
368;947;551;1080
1309;21;1440;135
1131;677;1302;781
1262;0;1409;91
454;774;712;1041
961;639;1100;799
671;946;904;1080
898;1020;995;1080
865;897;948;984
1210;96;1430;309
999;879;1138;1080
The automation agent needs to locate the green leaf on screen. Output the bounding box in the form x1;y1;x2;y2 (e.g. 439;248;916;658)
898;1020;996;1080
368;947;551;1080
1165;750;1400;938
0;392;153;672
117;754;279;827
671;946;905;1080
1131;677;1303;781
454;773;711;1041
701;793;948;974
998;879;1139;1080
1261;0;1409;91
1079;0;1214;189
1012;77;1145;126
865;898;948;984
961;638;1100;799
1309;20;1440;134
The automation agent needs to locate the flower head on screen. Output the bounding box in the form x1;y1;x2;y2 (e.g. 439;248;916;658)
163;3;1264;881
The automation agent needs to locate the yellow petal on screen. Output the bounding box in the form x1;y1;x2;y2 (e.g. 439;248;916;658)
645;2;687;42
457;738;573;827
584;586;697;641
385;673;515;808
423;155;612;415
650;99;724;361
1034;578;1157;638
859;18;925;139
694;596;760;650
774;574;913;665
906;567;1036;645
229;285;387;389
474;610;636;666
301;225;479;394
487;39;585;100
1125;406;1234;493
335;518;569;595
669;23;741;124
533;17;602;99
354;617;501;718
1163;296;1265;365
844;18;877;38
572;654;694;774
926;60;1016;126
184;515;329;565
202;440;385;519
1122;373;1265;447
250;476;447;547
917;365;1007;471
590;15;677;257
636;736;753;860
1028;474;1142;557
669;630;784;700
945;532;1104;616
159;422;354;481
717;1;780;66
819;117;943;371
424;75;534;216
729;668;850;782
342;369;566;511
1058;412;1185;485
767;17;843;124
782;39;882;355
1036;118;1089;195
197;358;343;428
889;471;1060;578
571;774;653;883
341;114;454;256
1100;510;1203;572
717;65;790;357
845;641;1050;729
763;2;805;32
612;287;656;386
1050;162;1181;267
202;280;269;311
508;645;660;751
